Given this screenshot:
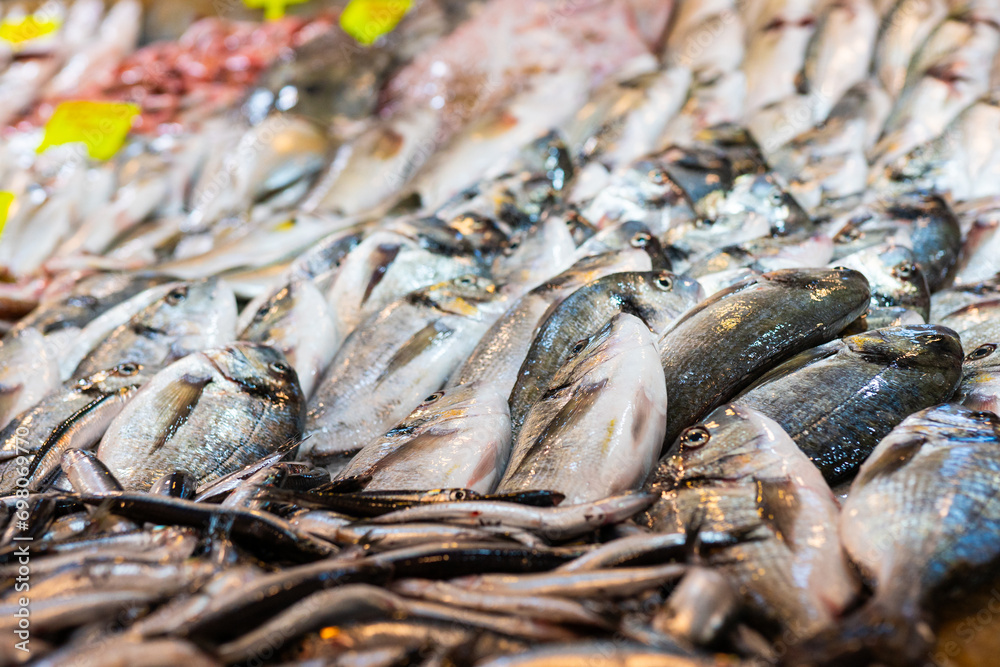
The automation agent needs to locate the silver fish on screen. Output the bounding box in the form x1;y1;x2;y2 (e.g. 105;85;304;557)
497;313;666;504
956;343;1000;414
0;363;147;494
98;343;305;490
238;278;338;399
792;405;1000;665
0;328;60;431
642;404;859;637
73;279;237;378
336;381;511;494
832;243;930;321
303;276;507;462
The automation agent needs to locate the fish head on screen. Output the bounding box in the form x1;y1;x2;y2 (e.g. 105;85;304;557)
728;173;811;237
202;343;305;413
423;275;501;317
834;243;931;318
844;324;964;370
762;267;871;306
550;313;656;389
628;271;704;331
81;361;149;393
394;382;509;436
831;208;907;257
141;278;237;337
661;404;795;487
965;342;999;370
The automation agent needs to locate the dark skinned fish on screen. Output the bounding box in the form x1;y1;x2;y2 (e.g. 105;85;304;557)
510;270;702;436
788;405;1000;666
98;343;305;491
733;325;963;482
657;268;871;445
642;404;859;637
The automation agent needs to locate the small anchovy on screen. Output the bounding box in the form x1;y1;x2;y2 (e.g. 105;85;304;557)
175;559;391;643
29;638;218;667
193;442;298;503
76;493;335;564
364;491;657;541
366;541;582;578
554;530;744;572
450;563;686;598
266;487;484;517
473;641;710;667
390;578;612;627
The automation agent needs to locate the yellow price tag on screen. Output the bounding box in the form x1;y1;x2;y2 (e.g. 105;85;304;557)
37;101;140;161
0;15;61;47
340;0;412;45
243;0;308;21
0;193;14;241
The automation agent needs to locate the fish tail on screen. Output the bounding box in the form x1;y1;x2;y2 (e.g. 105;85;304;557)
781;596;934;667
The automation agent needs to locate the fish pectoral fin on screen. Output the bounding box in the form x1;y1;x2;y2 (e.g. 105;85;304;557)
148;375;213;454
377;321;455;383
853;437;926;487
754;477;802;551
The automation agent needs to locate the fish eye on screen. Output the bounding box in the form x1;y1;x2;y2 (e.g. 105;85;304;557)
570;338;588;355
916;333;941;344
116;363;139;376
630;232;652;248
648;169;668;185
968;343;997;361
835;228;862;243
423;391;444;403
654;273;674;291
971;411;997;424
680;426;711;449
769;191;784;205
165;286;188;305
453;489;467;500
268;361;291;375
892;263;916;280
457;276;476;286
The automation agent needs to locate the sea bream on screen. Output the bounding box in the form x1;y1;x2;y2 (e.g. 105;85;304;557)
497;313;667;504
98;343;305;491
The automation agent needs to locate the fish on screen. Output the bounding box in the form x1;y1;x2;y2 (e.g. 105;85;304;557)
789;405;1000;666
642;404;860;637
873;0;948;99
72;279;238;378
955;343;1000;414
0;363;148;494
302;275;507;462
829;191;961;290
497;313;667;504
335;381;511;493
97;343;305;490
733;325;963;482
657;268;871;445
238;277;338;398
832;243;931;322
451;248;652;395
937;298;1000;352
0;328;61;431
929;275;1000;323
510;270;702;436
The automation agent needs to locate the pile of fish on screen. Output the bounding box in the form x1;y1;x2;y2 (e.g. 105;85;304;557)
0;0;999;665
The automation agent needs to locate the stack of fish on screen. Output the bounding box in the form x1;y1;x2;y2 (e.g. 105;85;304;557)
0;0;998;665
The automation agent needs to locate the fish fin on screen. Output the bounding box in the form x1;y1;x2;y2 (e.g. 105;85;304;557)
781;595;933;667
148;375;212;454
361;243;402;306
376;322;454;383
852;437;925;487
321;475;373;494
755;477;802;551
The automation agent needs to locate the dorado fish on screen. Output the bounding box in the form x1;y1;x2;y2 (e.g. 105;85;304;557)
790;405;1000;666
510;270;702;435
733;325;963;482
336;381;511;493
73;279;237;378
303;275;507;462
956;342;1000;414
98;343;305;490
657;268;871;445
832;243;930;322
497;313;666;504
0;363;148;494
642;404;859;637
